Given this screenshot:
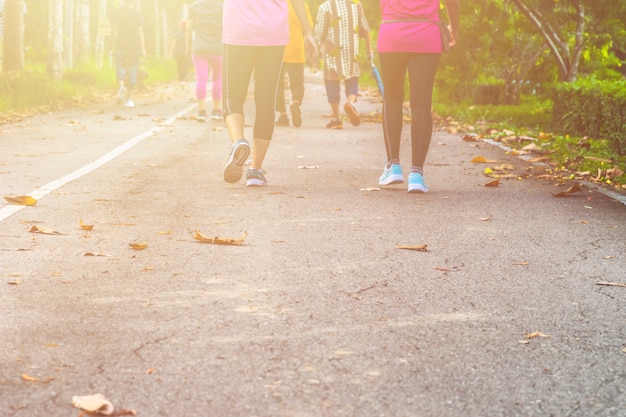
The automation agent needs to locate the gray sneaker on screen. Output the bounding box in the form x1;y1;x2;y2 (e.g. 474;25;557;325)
223;139;250;183
246;168;267;187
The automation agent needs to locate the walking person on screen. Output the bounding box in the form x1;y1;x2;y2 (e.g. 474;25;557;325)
187;0;223;122
275;0;314;128
377;0;459;193
315;0;373;129
170;20;191;82
110;0;147;108
221;0;318;187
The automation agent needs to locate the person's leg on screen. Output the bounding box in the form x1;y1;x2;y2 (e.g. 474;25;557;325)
324;78;342;128
115;51;129;103
343;77;360;126
223;44;254;142
208;55;223;117
125;52;140;100
379;52;409;164
192;54;210;118
407;54;441;170
288;63;305;127
222;44;255;183
275;65;289;125
250;45;284;171
378;52;409;186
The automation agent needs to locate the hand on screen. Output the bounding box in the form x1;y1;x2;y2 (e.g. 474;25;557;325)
304;33;319;63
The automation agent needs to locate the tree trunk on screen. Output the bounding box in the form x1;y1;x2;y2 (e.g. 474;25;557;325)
74;0;90;66
509;0;586;82
48;0;64;79
94;0;108;69
3;0;25;72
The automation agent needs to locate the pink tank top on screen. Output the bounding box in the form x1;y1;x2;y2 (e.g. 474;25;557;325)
222;0;289;46
377;0;443;54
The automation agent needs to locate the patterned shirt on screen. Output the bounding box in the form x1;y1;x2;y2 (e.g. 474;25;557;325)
315;0;370;80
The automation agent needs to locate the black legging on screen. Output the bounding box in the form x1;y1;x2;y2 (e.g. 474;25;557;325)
379;53;440;168
223;44;284;140
276;62;305;113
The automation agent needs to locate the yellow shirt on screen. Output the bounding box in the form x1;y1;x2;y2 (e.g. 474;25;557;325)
283;0;314;64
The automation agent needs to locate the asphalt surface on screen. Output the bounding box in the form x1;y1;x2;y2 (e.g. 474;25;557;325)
1;71;625;417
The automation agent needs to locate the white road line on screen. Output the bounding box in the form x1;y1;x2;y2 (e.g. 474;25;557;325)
0;105;196;222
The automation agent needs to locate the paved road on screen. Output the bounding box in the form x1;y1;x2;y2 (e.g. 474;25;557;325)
1;72;625;417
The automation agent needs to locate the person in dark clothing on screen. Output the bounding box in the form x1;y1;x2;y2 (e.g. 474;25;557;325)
170;20;191;82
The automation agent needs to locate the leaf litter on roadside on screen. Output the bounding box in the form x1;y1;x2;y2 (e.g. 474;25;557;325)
29;225;64;235
397;244;428;252
192;230;248;246
553;183;582;197
79;219;94;231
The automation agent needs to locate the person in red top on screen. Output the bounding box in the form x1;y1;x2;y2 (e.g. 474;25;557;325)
377;0;460;193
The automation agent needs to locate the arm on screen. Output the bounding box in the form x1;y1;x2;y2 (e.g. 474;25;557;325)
444;0;460;47
291;0;318;61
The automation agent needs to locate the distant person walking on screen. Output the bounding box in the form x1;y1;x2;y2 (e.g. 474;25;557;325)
110;0;146;108
170;20;191;82
275;0;314;128
221;0;318;187
187;0;223;122
377;0;459;193
315;0;373;129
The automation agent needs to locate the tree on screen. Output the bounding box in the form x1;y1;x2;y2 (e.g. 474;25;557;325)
74;0;90;66
3;0;25;71
48;0;63;79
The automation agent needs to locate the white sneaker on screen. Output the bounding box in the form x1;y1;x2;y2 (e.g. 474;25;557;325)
125;99;135;108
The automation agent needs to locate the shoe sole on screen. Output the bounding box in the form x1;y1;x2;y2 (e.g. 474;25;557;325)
379;175;404;186
224;142;250;183
246;179;266;187
290;103;302;127
198;117;207;122
344;103;360;126
327;123;343;129
408;184;428;193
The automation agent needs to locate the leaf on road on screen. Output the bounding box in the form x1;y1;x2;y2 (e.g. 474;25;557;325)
470;155;497;164
595;281;626;288
83;252;110;257
512;261;529;266
397;244;428;252
485;179;499;187
29;225;63;235
5;195;37;206
525;331;550;339
360;187;380;192
297;166;319;169
71;394;114;415
129;242;148;250
553;184;581;197
7;280;23;285
79;219;94;231
461;134;479;142
21;373;39;382
157;230;173;235
478;215;492;221
192;230;248;246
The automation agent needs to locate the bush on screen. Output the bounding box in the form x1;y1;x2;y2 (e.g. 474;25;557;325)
553;79;626;155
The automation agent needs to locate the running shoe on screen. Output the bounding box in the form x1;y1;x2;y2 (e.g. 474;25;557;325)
379;163;404;186
246;168;267;187
210;109;223;121
344;102;360;126
125;98;135;108
197;110;207;122
326;118;343;129
408;172;429;193
223;139;251;183
290;102;302;127
275;114;289;126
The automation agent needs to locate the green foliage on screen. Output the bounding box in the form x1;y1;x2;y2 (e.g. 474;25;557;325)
553;78;626;155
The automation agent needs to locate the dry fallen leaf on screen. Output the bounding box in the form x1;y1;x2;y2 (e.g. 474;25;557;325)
29;225;63;235
471;155;487;163
596;281;626;288
485;179;500;187
7;280;23;285
553;184;582;197
5;195;37;206
525;331;550;339
129;242;148;250
297;166;319;169
360;187;380;192
461;134;479;142
478;215;492;221
72;394;114;416
21;373;40;382
192;230;248;246
79;219;94;231
397;244;429;252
